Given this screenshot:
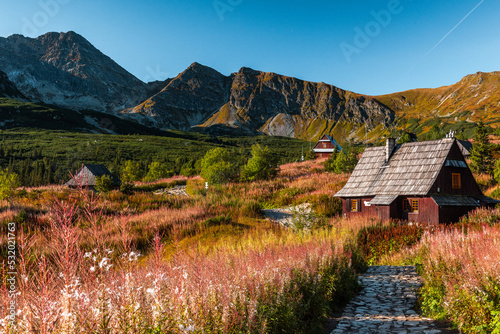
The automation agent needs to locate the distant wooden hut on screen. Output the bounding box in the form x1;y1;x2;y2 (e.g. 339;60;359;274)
313;135;343;158
334;138;498;225
65;164;120;188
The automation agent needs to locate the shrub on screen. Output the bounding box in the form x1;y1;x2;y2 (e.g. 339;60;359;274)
120;181;134;194
240;144;279;181
0;168;19;202
121;160;142;182
144;161;172;182
240;200;262;218
95;175;114;193
200;148;238;184
356;223;424;265
324;150;357;174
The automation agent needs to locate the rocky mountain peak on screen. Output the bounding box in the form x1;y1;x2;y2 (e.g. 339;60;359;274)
0;31;148;111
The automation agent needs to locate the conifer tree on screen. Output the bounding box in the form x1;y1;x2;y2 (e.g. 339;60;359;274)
469;121;494;175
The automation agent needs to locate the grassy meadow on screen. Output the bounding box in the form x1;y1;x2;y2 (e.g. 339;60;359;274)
0;159;499;333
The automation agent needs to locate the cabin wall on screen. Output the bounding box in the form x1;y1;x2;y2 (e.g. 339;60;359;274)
342;197;376;219
429;142;482;196
438;206;476;224
316;152;333;158
407;197;439;225
374;202;401;222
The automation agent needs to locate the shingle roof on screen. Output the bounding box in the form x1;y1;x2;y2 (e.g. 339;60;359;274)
431;195;479;206
65;164;120;187
457;139;472;157
369;195;398;205
335;138;455;198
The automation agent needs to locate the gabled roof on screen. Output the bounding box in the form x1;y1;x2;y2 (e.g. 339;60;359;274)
335;138;455;198
65;164;120;187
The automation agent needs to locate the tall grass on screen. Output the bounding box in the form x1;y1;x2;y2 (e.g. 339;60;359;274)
1;217;365;333
417;225;500;333
0;159;369;333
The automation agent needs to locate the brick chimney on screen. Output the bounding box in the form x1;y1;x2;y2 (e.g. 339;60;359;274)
386;138;396;163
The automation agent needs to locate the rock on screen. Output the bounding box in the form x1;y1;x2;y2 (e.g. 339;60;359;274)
0;69;25;99
0;31;149;111
329;266;455;334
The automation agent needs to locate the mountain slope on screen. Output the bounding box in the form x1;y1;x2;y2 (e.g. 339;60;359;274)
0;31;148;112
125;65;396;141
0;69;25;99
376;71;500;125
123;62;231;130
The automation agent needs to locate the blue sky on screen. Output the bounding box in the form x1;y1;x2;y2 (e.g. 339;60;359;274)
0;0;499;95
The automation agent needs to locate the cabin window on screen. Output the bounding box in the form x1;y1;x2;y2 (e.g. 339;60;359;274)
319;153;322;158
411;199;419;213
452;173;461;189
351;199;358;212
402;199;411;212
323;142;327;148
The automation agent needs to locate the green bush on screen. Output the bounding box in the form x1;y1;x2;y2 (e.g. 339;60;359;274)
240;144;279;181
0;168;19;202
356;223;424;265
95;174;114;193
200;148;238;184
144;161;172;182
324;150;358;174
255;253;364;334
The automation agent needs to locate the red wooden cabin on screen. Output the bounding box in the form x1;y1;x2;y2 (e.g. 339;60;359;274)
313;135;343;158
334;138;498;225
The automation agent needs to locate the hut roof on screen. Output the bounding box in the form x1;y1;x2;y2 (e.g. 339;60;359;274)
335;138;456;198
65;164;120;187
457;139;473;158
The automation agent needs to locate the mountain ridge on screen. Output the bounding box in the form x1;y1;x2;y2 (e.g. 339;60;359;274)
0;31;149;112
0;31;499;143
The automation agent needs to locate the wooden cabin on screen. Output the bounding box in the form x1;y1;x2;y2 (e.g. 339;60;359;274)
65;164;120;188
334;138;498;225
313;135;343;158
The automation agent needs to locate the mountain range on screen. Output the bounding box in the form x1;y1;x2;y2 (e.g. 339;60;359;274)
0;31;498;142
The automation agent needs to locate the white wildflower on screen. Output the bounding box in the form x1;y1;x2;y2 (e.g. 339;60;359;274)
99;258;110;268
90;266;96;272
84;252;92;258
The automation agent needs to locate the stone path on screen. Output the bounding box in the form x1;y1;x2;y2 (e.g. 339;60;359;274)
262;203;312;228
329;266;459;334
154;185;189;196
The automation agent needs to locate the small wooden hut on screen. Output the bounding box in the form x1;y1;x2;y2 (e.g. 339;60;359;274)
313;135;343;158
334;137;498;225
65;164;120;188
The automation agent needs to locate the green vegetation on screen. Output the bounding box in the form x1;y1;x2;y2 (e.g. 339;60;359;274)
0;128;307;187
95;174;114;193
470;121;495;175
323;149;358;174
0;168;19;202
200;147;238;184
240;144;279;181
